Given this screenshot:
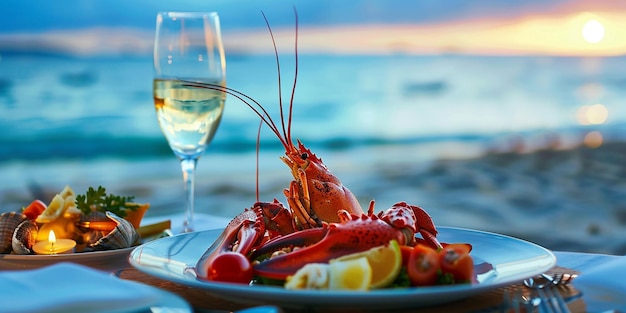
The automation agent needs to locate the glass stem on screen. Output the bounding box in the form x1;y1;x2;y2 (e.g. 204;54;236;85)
180;158;197;233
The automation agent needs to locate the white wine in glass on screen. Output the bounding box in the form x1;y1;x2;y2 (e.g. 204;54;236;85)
153;12;226;232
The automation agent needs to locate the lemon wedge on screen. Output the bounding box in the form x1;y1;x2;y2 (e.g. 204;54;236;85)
36;186;75;223
329;257;372;291
35;194;65;223
36;185;76;223
333;239;402;289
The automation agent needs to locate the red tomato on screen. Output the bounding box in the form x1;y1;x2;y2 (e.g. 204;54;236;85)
200;252;253;284
439;243;474;283
22;200;47;220
400;245;414;267
406;244;439;286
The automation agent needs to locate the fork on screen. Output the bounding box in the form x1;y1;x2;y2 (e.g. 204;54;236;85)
537;285;571;313
542;273;577;286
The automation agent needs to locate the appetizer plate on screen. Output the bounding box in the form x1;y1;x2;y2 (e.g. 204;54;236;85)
129;227;556;309
0;247;134;271
0;218;173;272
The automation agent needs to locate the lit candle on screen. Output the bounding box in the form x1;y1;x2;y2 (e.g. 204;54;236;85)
33;230;76;255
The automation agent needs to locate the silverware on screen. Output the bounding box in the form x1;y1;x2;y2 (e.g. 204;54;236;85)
541;273;577;286
524;275;553;289
523;275;573;313
537;285;571;313
524;272;578;289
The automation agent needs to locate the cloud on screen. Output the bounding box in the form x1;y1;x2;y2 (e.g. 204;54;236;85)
2;2;625;57
222;10;626;56
0;28;154;57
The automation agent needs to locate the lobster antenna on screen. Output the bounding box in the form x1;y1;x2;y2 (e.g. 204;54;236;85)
261;11;290;148
255;120;262;202
286;6;299;146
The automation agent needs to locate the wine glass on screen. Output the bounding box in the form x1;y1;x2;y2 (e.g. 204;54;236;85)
153;12;226;232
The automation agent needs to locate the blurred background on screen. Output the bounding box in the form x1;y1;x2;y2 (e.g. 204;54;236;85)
1;0;625;254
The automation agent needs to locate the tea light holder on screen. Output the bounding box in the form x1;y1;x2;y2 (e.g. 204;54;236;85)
33;230;76;255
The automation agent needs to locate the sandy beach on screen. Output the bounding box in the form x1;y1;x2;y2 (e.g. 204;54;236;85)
1;136;624;255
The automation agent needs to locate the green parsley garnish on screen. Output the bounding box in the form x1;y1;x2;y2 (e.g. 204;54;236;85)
390;267;411;288
437;271;456;285
75;186;137;218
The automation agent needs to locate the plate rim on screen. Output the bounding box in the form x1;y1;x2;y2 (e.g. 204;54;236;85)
129;226;556;308
1;245;134;261
0;246;136;271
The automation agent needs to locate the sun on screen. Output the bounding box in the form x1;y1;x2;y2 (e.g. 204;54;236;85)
582;19;605;43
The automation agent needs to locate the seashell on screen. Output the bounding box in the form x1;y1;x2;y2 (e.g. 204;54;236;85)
88;211;139;251
77;211;110;245
81;211;110;224
0;212;28;253
12;219;38;254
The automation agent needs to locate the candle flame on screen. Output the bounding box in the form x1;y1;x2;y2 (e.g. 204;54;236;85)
48;230;56;243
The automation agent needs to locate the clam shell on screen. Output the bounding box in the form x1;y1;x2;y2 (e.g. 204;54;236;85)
89;212;139;251
77;211;111;246
0;212;28;253
12;219;38;255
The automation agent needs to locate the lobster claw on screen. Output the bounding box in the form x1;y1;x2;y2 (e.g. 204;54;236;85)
249;226;328;280
254;200;296;238
379;201;442;249
409;203;442;250
196;208;265;278
251;213;406;281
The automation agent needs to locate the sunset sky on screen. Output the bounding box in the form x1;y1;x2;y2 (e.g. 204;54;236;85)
229;10;626;56
1;0;625;57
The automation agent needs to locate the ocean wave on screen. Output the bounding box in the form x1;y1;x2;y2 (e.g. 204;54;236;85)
0;128;490;161
2;124;624;162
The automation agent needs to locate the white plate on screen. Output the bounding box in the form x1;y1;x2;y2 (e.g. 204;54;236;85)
0;247;134;271
129;227;556;310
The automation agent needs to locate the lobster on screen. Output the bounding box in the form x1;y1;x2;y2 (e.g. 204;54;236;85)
193;9;442;283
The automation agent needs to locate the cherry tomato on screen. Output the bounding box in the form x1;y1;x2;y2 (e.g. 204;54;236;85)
439;243;474;283
22;200;47;220
200;252;253;284
406;244;439;286
400;245;414;267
